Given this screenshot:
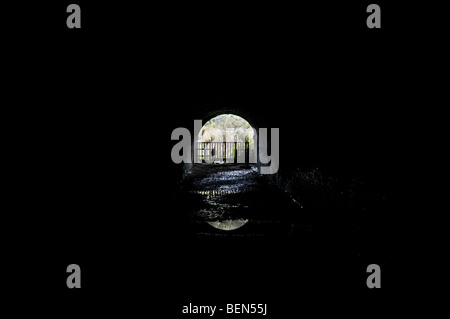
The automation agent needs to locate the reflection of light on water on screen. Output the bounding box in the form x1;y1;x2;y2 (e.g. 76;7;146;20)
197;189;238;196
207;219;248;231
194;188;250;231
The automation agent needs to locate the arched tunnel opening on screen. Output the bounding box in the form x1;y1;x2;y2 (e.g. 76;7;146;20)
196;114;256;165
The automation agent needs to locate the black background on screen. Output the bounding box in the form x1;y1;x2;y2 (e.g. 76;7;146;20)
7;1;436;317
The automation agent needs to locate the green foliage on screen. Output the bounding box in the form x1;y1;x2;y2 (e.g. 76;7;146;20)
199;114;254;145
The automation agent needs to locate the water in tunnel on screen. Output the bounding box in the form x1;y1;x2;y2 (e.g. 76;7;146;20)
177;162;304;234
171;113;307;234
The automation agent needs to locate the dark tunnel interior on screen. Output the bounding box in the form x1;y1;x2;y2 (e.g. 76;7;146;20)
27;55;411;318
30;79;411;315
12;1;426;317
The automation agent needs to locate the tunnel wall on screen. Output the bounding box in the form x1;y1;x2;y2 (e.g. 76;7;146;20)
166;90;395;229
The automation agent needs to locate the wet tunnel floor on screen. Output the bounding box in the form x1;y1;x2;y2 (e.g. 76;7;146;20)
171;164;311;238
165;164;399;305
167;164;393;298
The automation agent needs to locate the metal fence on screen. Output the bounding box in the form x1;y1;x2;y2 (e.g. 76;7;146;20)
197;142;251;163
